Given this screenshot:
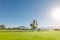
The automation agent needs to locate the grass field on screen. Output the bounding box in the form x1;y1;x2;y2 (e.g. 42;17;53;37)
0;30;60;40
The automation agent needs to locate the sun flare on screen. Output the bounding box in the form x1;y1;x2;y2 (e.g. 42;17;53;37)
52;7;60;20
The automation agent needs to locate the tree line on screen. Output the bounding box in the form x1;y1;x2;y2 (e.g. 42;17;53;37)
1;20;60;31
0;25;30;30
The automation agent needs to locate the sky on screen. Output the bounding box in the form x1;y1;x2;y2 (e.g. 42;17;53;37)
0;0;60;28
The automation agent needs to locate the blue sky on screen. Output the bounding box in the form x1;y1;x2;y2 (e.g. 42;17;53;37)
0;0;60;27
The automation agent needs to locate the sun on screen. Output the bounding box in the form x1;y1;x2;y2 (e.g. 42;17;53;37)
52;7;60;20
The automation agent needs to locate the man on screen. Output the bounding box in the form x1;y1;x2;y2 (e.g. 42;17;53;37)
30;20;38;31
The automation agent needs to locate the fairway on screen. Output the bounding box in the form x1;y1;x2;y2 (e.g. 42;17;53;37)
0;30;60;40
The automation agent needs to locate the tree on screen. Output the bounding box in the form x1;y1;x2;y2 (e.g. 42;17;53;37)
30;20;38;31
0;25;6;30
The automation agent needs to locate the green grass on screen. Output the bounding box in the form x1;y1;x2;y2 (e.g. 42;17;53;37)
0;30;60;40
